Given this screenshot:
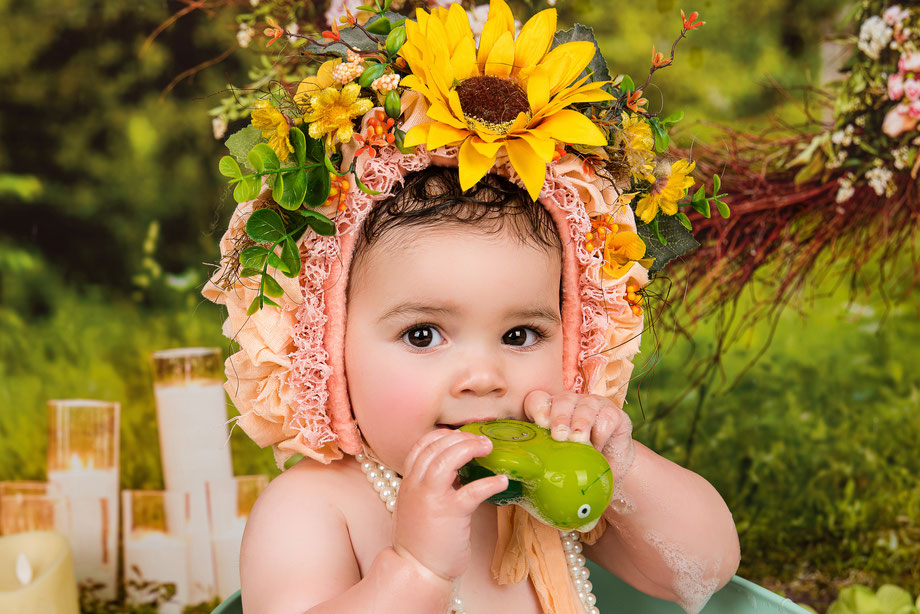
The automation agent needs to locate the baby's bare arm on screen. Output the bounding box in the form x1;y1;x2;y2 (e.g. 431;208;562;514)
239;463;454;614
584;442;740;609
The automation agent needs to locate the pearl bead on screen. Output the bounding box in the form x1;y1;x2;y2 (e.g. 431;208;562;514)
383;470;395;481
366;469;380;481
575;554;585;566
388;478;401;489
356;453;365;462
373;478;387;491
566;552;578;565
586;593;597;606
376;463;386;473
578;567;590;580
386;498;397;512
573;578;584;592
572;542;583;554
577;591;586;602
361;461;375;472
589;607;600;614
380;488;395;501
583;580;592;593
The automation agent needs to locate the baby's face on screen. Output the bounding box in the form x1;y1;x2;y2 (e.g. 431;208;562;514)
344;225;564;474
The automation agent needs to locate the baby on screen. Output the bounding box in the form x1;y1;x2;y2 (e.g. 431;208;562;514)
223;164;740;614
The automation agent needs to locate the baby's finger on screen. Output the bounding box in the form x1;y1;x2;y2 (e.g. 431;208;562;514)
454;474;509;515
419;435;492;488
523;390;553;429
589;405;622;451
403;428;455;475
570;398;603;444
548;393;578;441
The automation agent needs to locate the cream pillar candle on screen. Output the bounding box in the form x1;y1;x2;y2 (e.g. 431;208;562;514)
122;490;189;614
152;348;233;603
47;400;120;601
0;482;66;536
208;475;267;600
0;531;79;614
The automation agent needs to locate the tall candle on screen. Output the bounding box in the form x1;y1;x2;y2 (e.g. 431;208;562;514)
208;475;267;600
47;400;120;601
152;348;233;603
0;531;79;614
0;482;66;536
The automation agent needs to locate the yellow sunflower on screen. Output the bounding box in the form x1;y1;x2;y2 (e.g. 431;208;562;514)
251;100;294;162
635;159;695;224
399;0;613;199
602;225;654;279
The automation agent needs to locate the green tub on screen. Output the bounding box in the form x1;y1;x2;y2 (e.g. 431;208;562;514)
212;560;811;613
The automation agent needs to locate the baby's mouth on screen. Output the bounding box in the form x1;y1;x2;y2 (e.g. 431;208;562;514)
436;418;499;430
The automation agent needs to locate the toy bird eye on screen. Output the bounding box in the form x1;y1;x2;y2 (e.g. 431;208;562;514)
577;504;591;519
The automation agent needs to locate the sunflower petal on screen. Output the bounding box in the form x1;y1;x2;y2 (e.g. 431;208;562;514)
484;30;515;78
403;122;432;148
451;36;479;80
426;101;466;129
532;109;607;146
477;0;515;72
447;90;466;122
517;131;555;161
513;9;556;76
459;137;497;190
427;122;468;149
526;66;550;113
505;138;547;200
539;41;595;94
469;137;503;158
444;2;473;54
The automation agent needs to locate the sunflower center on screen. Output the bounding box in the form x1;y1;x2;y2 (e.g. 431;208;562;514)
456;76;530;132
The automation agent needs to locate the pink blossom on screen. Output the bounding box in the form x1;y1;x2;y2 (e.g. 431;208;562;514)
906;78;920;101
899;51;920;74
883;5;910;26
910;100;920;118
889;73;905;99
883;103;920;137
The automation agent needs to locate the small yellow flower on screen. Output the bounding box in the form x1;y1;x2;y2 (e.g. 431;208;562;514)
615;113;655;180
602;225;654;279
251;100;294;162
294;59;340;111
303;82;374;147
635;159;695;224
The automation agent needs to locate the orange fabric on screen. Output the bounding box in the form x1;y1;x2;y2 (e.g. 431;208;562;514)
492;506;608;614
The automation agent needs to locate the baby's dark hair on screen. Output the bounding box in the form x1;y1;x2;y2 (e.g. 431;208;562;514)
352;165;562;269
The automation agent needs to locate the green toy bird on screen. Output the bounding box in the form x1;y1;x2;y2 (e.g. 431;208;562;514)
457;420;614;531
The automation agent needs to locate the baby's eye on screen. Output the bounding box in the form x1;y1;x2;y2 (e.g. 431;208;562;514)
402;325;444;349
502;327;541;347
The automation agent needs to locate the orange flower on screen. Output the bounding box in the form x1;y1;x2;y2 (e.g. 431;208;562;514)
626;89;648;113
651;45;671;67
602;226;653;280
681;10;705;31
321;20;340;41
264;16;284;47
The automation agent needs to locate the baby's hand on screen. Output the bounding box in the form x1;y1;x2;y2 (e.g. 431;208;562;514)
392;429;509;582
524;390;635;477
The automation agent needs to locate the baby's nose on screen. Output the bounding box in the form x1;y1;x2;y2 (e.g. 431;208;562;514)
449;352;507;397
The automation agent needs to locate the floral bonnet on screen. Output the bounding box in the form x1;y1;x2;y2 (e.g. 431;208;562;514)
202;0;715;469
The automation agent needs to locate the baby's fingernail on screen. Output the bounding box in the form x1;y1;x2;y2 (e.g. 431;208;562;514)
571;429;589;443
552;425;569;440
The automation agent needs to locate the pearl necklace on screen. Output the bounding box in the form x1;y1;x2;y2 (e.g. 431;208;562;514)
357;450;600;614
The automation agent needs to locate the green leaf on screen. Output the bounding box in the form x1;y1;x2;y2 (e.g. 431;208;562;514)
226;125;263;171
263;274;285;298
383;0;393;9
620;74;635;93
279;169;309;210
271;171;285;204
635;215;700;274
713;173;721;194
290;127;307;166
280;237;301;277
246;208;287;243
323;155;349;176
365;15;391;34
233;175;262;203
305;134;325;163
239;245;269;269
877;585;913;613
354;172;381;195
716;199;731;218
299;209;336;236
650;120;669;153
662;111;684;125
358;62;388;88
692;196;711;219
550;25;611;84
385;26;407;56
246;295;262;315
218;156;242;180
650;216;666;245
304;12;402;56
248;143;280;174
304;164;332;207
266;250;290;274
262;296;280;308
675;212;692;231
691;184;706;204
239;266;262;278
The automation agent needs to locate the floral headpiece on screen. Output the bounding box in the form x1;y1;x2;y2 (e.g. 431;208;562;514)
204;0;720;466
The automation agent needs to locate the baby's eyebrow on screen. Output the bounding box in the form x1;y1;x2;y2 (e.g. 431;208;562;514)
378;303;455;323
510;307;562;325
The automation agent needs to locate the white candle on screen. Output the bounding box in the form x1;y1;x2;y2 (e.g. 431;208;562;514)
124;531;189;614
47;460;118;600
0;531;79;614
154;362;234;604
211;516;247;600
